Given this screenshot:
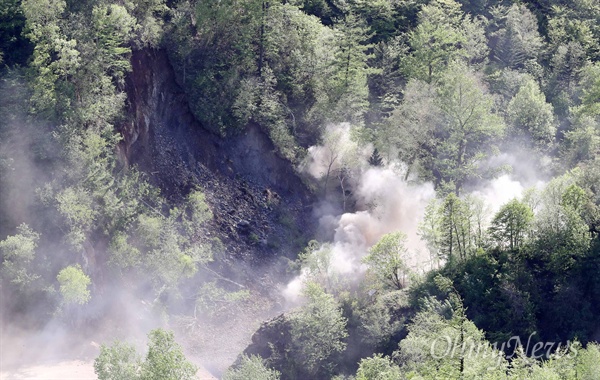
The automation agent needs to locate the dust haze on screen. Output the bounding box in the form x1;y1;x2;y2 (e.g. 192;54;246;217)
0;79;265;379
284;123;547;303
0;98;552;378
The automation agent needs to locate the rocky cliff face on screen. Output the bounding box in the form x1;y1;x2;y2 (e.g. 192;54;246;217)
119;48;313;273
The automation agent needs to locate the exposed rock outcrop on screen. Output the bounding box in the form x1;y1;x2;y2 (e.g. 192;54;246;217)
119;48;314;272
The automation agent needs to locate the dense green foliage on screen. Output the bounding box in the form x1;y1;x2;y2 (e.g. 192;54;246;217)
3;0;600;378
223;355;281;380
0;0;226;327
56;264;91;305
94;329;197;380
363;232;411;290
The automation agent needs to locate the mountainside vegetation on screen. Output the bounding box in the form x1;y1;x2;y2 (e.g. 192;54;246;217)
3;0;600;379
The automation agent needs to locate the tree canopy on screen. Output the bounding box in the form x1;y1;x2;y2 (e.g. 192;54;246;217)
5;0;600;378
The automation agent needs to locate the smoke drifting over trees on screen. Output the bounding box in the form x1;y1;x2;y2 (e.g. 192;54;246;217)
3;0;600;379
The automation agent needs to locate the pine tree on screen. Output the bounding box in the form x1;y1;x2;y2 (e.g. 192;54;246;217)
329;12;376;124
368;148;383;166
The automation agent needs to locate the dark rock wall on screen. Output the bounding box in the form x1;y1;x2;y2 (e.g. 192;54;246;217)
120;48;309;199
118;48;314;272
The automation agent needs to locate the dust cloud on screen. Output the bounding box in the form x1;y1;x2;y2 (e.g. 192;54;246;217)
284;124;436;303
284;124;549;303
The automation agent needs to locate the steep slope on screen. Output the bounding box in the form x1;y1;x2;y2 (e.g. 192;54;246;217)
119;48;314;271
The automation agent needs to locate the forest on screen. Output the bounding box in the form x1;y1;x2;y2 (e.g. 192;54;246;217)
2;0;600;379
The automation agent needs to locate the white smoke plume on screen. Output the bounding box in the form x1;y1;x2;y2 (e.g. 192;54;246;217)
284;124;436;303
473;174;525;214
285;122;553;304
472;174;547;219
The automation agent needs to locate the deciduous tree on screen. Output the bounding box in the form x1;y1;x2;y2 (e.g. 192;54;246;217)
363;232;411;290
223;355;280;380
57;264;91;305
379;79;440;177
289;282;348;376
142;329;197;380
94;329;196;380
356;354;402;380
396;276;508;379
488;199;534;250
507;78;556;150
435;63;505;194
403;0;487;83
94;341;141;380
0;223;40;290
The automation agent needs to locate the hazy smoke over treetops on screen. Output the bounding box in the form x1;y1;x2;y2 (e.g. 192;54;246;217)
284;124;435;302
283;124;541;303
